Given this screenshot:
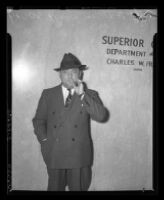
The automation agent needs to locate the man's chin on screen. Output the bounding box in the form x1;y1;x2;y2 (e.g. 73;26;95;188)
63;83;74;89
69;85;74;89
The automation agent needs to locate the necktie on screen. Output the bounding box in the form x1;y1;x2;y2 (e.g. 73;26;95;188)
65;89;72;107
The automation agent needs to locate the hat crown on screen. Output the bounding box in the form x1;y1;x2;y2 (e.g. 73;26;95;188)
61;53;82;67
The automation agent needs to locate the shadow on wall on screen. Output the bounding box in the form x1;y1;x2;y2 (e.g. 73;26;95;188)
88;102;110;190
86;79;110;170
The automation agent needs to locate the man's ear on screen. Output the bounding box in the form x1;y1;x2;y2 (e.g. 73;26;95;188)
59;71;62;79
79;70;84;80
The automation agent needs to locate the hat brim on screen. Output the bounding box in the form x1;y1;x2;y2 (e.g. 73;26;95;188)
54;65;88;71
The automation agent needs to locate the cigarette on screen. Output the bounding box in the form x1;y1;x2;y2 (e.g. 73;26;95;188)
74;80;82;87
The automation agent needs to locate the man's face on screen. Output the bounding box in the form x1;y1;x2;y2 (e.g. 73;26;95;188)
59;68;81;89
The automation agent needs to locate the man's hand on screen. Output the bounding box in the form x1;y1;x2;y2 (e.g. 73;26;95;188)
74;80;84;95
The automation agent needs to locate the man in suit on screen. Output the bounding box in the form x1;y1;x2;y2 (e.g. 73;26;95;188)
32;53;108;191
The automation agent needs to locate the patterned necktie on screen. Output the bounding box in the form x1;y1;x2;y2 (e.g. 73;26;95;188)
65;89;72;107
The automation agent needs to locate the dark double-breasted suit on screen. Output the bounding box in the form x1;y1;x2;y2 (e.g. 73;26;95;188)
32;84;107;169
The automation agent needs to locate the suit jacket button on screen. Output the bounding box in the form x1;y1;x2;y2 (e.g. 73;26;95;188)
74;124;78;128
52;111;55;114
72;138;75;141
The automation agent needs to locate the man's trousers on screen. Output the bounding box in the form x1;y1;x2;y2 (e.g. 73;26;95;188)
47;166;92;191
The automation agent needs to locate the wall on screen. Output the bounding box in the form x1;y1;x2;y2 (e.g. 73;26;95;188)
7;9;157;191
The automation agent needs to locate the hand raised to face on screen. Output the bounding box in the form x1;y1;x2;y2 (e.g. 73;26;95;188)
59;68;82;89
73;80;84;95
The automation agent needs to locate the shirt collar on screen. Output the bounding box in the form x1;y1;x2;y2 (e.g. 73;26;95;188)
61;84;75;95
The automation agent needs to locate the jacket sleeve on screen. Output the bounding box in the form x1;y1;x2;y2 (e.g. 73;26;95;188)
82;89;107;122
32;90;47;143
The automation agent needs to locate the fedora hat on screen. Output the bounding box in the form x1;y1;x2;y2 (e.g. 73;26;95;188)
54;53;88;71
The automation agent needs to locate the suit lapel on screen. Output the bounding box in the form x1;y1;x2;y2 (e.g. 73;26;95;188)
56;84;73;123
51;84;65;115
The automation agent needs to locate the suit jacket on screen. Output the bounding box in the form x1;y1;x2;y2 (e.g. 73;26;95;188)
32;84;107;169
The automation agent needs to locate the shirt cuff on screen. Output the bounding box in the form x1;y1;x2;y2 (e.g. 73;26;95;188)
80;92;85;100
42;138;47;142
